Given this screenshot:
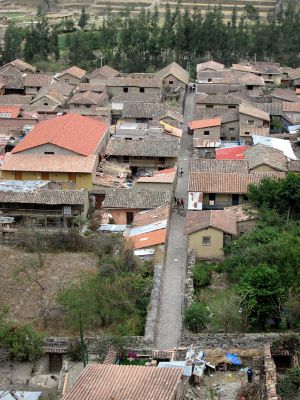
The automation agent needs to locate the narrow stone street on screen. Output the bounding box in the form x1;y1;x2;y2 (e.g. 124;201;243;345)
155;92;194;349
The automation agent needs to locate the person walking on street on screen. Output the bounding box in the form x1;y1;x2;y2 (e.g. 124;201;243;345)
247;367;253;383
179;168;183;178
180;198;184;208
174;196;177;206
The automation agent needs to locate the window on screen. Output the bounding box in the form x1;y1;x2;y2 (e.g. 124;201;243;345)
245;131;250;135
44;102;48;106
123;156;129;163
204;130;210;136
232;194;239;206
123;87;128;93
202;236;211;246
169;80;174;84
68;173;76;182
209;193;216;201
247;120;254;125
268;74;272;79
231;137;236;141
65;79;69;83
206;105;213;109
125;137;132;141
159;157;165;162
247;85;253;90
243;194;248;201
229;127;235;132
228;105;236;109
44;151;54;154
41;172;49;180
139;87;145;93
15;171;22;180
208;78;212;82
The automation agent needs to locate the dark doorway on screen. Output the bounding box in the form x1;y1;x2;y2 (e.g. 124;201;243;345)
126;212;134;225
273;355;292;371
49;353;63;373
232;194;239;206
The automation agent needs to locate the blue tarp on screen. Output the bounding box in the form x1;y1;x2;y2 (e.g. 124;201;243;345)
225;353;242;366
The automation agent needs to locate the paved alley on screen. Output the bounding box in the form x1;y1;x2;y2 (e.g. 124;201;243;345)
155;92;194;349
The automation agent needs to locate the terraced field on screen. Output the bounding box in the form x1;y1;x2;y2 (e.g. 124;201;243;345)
0;0;283;20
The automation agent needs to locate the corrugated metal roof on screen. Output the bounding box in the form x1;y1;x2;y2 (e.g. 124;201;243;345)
61;364;183;400
0;392;42;400
129;228;167;249
128;219;167;236
0;180;49;192
99;224;127;232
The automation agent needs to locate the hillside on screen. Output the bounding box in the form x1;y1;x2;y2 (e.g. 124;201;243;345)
0;0;282;20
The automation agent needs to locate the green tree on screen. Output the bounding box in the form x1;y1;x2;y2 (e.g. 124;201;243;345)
184;302;209;332
237;264;283;327
2;23;24;63
78;7;89;30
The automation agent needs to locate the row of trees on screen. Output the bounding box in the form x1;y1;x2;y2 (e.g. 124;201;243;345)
185;173;300;333
1;2;300;72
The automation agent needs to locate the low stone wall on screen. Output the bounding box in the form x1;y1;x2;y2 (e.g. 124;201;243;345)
264;344;281;400
180;333;285;350
144;264;163;342
184;249;195;308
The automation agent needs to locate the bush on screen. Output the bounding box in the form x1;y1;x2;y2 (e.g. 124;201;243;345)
192;263;211;289
184;302;209;332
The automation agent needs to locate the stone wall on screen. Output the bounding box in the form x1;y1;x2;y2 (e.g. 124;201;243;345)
264;343;281;400
185;249;196;308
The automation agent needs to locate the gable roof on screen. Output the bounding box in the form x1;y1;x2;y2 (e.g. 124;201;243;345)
215;145;247;160
155;62;189;85
107;76;161;88
188;117;221;130
102;188;171;209
190;159;249;174
0;95;32;106
136;168;176;184
188;171;284;193
133;205;170;226
244;144;288;172
77;83;105;93
128;228;167;249
1;153;97;173
289;67;300;80
9;59;35;72
61;364;182;400
282;102;300;113
12;114;108;156
0;189;86;205
24;73;52;87
196;93;247;105
0;106;21;119
272;88;299;102
238;73;265;86
31;81;74;105
184;210;237;235
88;65;119;79
56;66;86;79
196;60;224;72
239;103;270;121
122;102;164;118
69;91;108;106
106;138;180;158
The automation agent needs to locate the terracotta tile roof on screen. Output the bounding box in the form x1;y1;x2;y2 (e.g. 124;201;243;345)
77;83;105;93
193;139;221;148
240;125;270;137
196;83;244;95
112;93;161;103
288;160;300;172
0;106;21;118
3;75;24;90
1;153;97;173
24;73;52;87
252;103;283;116
197;70;239;84
245;144;288;172
10;59;35;72
136;169;176;184
184;210;237;235
272;88;299;102
155;61;189;85
93;173;127;188
0;189;86;205
106;138;180;158
122;102;164;118
61;364;183;400
133;205;170;226
238;73;265;86
224;204;258;222
107;76;161;88
288;67;300;80
215;146;247;160
0;95;32;106
196;60;224;72
253;62;282;75
129;228;167;249
189;159;249;174
102;188;171;209
239;103;270;121
88;65;119;79
196;93;246;105
188;117;221;130
32;82;74;103
56;66;87;79
12;113;108;156
231;64;259;74
188;171;285;193
69;91;108;106
282;102;300;113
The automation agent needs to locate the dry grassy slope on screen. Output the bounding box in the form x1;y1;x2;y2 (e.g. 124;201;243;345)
0;246;98;335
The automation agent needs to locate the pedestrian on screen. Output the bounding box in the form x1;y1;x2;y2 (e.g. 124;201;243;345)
247;367;253;383
179;167;183;177
174;196;177;205
176;199;180;208
180;197;184;208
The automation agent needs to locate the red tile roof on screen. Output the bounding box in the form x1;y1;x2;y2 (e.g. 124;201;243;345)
184;210;237;236
137;168;176;184
0;106;21;118
1;153;97;173
188;118;221;130
57;66;87;79
61;364;183;400
130;228;167;249
12;113;108;156
215;146;247;160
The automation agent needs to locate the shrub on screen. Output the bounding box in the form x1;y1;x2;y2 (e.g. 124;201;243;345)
192;263;211;289
184;302;209;332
